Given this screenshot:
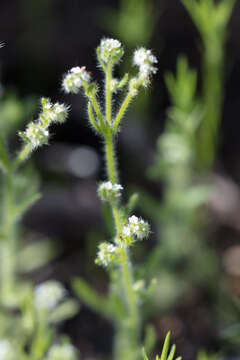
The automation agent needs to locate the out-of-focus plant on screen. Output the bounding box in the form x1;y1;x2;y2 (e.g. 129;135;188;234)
142;56;217;309
0;280;79;359
0;43;79;357
62;38;158;360
0;95;68;306
182;0;236;169
104;0;156;51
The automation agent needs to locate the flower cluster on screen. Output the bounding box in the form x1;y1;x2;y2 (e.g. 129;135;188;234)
62;66;91;94
24;122;49;149
47;343;78;360
34;280;66;311
123;215;150;242
20;98;68;149
99;38;124;64
133;48;158;87
0;340;15;360
95;242;119;267
98;181;123;204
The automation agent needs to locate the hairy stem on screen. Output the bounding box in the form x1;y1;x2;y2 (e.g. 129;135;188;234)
104;129;140;360
0;172;17;303
106;63;113;125
113;92;133;131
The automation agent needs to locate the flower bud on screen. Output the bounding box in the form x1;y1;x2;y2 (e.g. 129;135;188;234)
62;66;91;94
99;38;124;64
98;181;123;204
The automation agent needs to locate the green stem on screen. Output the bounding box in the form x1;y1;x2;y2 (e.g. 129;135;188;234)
12;144;32;170
106;63;113;125
113;92;133;131
0;171;17;304
105;132;118;184
89;94;105;127
104;129;140;360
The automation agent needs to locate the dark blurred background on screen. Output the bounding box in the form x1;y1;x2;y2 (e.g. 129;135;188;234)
1;0;240;359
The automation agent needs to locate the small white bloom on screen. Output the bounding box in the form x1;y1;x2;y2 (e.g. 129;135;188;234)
96;242;118;267
24;122;49;148
63;66;91;94
0;340;15;360
123;215;150;241
133;48;158;84
34;280;66;311
129;215;139;224
99;38;123;64
47;343;78;360
98;181;123;203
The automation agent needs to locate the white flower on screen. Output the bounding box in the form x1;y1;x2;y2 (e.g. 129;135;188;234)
129;215;139;224
99;38;123;64
47;343;78;360
123;215;150;241
63;66;91;94
98;181;123;203
24;122;49;148
41;98;68;124
0;340;15;360
34;280;66;311
133;48;158;84
96;242;118;267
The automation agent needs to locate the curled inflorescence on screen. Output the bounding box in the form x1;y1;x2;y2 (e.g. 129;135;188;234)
20;98;68;149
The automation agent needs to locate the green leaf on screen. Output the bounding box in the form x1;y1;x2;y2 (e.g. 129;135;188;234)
142;348;150;360
18;239;59;273
49;299;80;324
160;332;171;360
72;277;113;320
124;193;139;218
14;192;41;219
167;345;176;360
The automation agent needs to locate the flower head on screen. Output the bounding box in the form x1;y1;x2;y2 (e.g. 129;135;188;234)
98;181;123;204
34;280;66;311
24;122;49;148
95;242;119;267
133;48;158;86
47;344;78;360
123;215;150;242
20;98;68;149
63;66;91;94
99;38;124;64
